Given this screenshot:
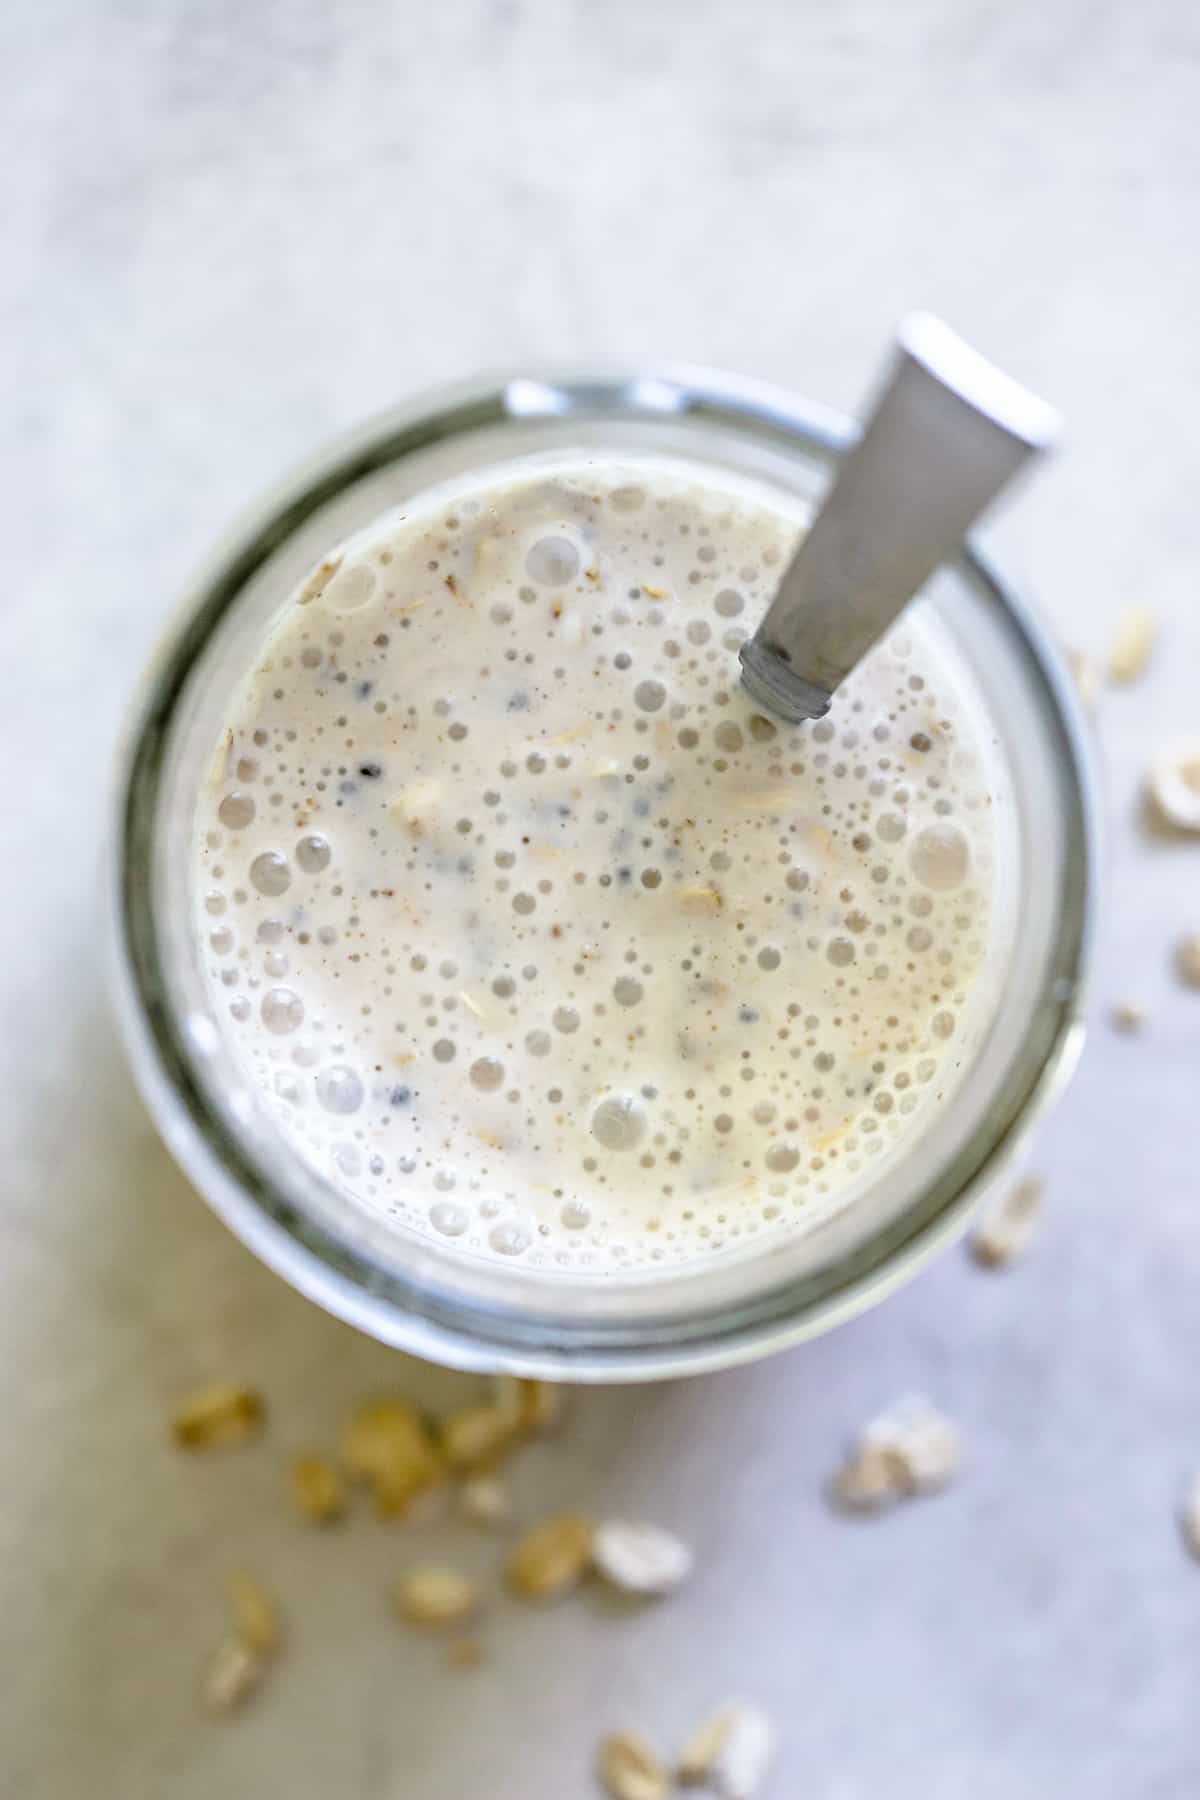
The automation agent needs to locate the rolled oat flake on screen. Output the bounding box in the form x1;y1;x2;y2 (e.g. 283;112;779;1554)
592;1519;693;1596
679;1701;775;1798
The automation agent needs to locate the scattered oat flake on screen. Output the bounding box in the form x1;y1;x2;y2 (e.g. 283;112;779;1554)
227;1572;283;1654
491;1374;565;1436
458;1473;510;1526
592;1520;693;1596
289;1453;345;1524
597;1730;671;1800
201;1635;266;1715
507;1512;593;1599
1145;741;1200;834
394;1563;481;1629
832;1440;899;1511
969;1176;1044;1269
641;583;670;599
1181;1473;1200;1559
172;1383;264;1450
519;1377;566;1434
440;1402;520;1473
679;1702;774;1797
678;1708;732;1786
341;1398;444;1516
711;1704;774;1799
1110;1001;1146;1034
445;1635;485;1671
834;1394;960;1511
1107;606;1157;683
1177;933;1200;989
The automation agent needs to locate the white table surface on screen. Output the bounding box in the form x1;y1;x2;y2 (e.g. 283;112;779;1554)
6;3;1200;1795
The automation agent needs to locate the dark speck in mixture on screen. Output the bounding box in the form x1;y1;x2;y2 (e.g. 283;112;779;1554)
617;866;632;884
389;1085;412;1107
507;691;529;712
356;680;374;699
738;1005;759;1024
359;762;383;780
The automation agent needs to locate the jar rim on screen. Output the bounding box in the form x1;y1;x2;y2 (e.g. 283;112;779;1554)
109;361;1100;1380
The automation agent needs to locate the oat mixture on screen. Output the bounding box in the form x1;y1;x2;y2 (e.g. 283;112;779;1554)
194;455;1008;1271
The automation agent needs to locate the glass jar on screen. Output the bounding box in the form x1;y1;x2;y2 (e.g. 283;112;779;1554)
110;363;1099;1380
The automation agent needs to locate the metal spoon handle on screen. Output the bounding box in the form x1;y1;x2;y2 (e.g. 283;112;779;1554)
739;313;1061;723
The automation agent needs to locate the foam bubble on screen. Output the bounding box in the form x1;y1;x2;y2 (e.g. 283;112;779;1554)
322;564;377;612
250;852;291;898
910;823;969;890
315;1066;364;1114
261;988;304;1034
526;535;580;585
219;793;256;830
591;1095;647;1151
297;834;332;873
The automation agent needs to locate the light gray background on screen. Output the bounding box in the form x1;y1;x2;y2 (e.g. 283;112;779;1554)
5;3;1199;1795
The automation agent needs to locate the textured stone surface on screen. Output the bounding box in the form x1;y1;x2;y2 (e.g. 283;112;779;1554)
5;2;1200;1794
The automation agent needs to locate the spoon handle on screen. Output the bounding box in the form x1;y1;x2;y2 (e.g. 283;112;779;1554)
739;313;1060;723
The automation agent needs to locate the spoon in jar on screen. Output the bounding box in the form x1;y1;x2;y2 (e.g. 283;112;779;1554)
738;313;1061;724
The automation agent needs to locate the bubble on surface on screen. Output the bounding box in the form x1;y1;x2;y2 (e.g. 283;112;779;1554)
219;792;256;830
431;1201;469;1237
261;988;304;1034
591;1095;647;1151
488;1219;531;1256
910;823;969;890
333;1142;362;1177
296;834;332;873
525;535;580;586
322;563;377;612
250;852;291;898
315;1066;364;1114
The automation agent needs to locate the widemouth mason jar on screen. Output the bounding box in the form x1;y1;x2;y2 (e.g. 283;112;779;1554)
110;364;1099;1381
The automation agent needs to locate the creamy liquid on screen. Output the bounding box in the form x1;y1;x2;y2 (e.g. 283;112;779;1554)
193;456;1006;1273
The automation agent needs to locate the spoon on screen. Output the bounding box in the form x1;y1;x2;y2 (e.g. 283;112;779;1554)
739;313;1061;724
